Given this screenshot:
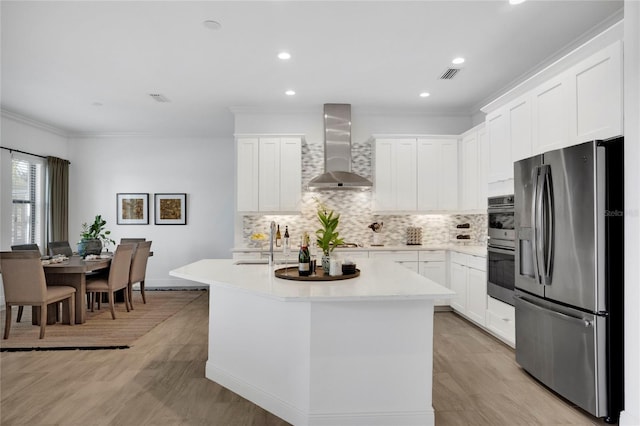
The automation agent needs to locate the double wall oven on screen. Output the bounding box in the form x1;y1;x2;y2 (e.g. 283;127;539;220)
487;195;515;305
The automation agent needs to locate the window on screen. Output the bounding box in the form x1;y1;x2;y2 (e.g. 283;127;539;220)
11;154;45;248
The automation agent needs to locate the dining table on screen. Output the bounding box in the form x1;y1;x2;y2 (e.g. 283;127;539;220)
40;254;112;324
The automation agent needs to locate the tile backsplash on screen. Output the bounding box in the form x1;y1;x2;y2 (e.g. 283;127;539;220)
242;191;487;247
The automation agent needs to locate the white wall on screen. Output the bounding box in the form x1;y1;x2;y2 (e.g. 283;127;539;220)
67;136;235;288
621;2;640;425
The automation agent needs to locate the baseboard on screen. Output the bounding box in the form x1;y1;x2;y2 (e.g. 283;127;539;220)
206;361;435;426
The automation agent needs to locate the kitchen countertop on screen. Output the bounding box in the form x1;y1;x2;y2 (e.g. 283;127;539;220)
232;244;487;257
170;258;454;302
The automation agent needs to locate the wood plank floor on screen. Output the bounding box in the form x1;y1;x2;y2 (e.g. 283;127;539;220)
0;291;610;425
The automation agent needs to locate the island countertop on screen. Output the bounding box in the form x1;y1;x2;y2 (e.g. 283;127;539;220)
170;258;454;302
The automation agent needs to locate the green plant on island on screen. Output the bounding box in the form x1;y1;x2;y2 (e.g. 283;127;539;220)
80;214;115;249
315;200;344;256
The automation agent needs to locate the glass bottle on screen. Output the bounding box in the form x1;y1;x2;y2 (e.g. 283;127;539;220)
298;232;311;277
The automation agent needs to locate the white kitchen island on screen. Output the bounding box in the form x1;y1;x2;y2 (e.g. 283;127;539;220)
170;258;454;426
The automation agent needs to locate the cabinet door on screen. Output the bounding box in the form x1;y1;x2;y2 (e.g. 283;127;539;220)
449;261;467;313
477;127;489;210
439;140;458;210
461;133;478;211
416;140;439;210
258;138;281;211
373;139;396;211
279;138;302;211
419;261;446;286
569;41;622;143
532;74;570;154
395;140;417;211
509;95;532;162
466;267;487;326
486;109;511;183
236;138;259;212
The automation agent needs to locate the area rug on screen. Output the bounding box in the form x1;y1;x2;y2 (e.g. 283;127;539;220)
0;290;205;351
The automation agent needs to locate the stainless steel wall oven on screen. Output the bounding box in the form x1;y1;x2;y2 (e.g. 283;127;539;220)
487;195;515;305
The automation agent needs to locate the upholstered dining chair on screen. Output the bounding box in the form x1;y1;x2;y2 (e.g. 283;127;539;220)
48;241;73;257
10;244;42;323
127;241;152;308
0;251;76;339
86;244;134;320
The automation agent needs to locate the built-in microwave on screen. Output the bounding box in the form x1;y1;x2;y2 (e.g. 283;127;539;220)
487;195;515;305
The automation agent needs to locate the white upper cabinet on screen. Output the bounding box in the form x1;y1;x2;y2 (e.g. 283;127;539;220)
486;109;511;183
417;138;458;211
236;138;259;212
532;73;570;155
568;41;622;144
236;135;302;213
477;126;489;210
508;95;533;162
374;137;457;212
460;132;479;211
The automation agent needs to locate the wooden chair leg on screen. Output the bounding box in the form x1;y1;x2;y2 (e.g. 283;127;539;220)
140;280;146;304
68;296;75;326
39;303;47;339
128;284;134;310
108;291;116;320
4;305;11;339
17;306;23;323
124;288;131;313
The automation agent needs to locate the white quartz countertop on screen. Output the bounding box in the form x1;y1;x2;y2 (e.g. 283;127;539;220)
232;244;487;257
170;258;455;302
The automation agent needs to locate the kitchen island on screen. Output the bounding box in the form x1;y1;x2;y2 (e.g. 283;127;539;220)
170;258;454;426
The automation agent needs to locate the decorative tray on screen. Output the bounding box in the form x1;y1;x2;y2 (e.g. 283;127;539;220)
274;266;360;282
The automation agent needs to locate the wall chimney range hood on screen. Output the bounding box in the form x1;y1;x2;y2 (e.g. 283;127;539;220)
307;104;373;190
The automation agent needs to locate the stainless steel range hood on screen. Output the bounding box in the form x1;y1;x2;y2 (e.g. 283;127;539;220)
307;104;373;190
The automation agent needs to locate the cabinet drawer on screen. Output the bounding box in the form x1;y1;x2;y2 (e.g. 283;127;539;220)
418;250;446;262
466;255;486;272
369;251;419;262
486;296;516;346
450;251;467;265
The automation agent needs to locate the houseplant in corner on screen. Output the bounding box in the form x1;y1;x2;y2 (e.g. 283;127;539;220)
78;214;115;257
315;201;344;273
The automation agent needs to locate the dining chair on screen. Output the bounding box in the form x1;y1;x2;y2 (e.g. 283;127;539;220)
10;244;42;323
0;251;76;339
86;244;134;320
127;241;152;308
48;241;73;257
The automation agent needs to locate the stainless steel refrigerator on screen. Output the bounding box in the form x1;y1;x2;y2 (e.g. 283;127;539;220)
514;137;624;423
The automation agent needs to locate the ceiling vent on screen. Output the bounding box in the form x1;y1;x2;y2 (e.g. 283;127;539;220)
439;68;461;80
149;93;171;103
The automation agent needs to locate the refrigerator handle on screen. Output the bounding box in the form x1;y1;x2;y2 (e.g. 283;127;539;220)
541;165;554;286
533;166;545;284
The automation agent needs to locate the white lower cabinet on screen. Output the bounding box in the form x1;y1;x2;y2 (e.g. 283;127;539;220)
369;251;419;272
418;251;447;306
449;251;487;327
485;296;516;347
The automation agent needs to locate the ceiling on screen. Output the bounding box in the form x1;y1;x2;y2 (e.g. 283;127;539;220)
0;1;624;138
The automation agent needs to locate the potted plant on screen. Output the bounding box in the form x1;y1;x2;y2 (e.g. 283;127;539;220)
315;201;344;273
78;214;115;257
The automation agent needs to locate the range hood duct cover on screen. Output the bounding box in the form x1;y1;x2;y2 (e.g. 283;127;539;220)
308;104;373;190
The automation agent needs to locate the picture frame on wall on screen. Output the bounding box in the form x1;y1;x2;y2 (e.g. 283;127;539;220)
155;193;187;225
117;193;149;225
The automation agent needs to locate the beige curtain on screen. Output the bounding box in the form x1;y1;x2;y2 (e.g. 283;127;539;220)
47;156;69;243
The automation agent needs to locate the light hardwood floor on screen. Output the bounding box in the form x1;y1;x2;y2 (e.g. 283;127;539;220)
1;291;610;425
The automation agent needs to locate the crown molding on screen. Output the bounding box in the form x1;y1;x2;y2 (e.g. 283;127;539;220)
1;109;69;137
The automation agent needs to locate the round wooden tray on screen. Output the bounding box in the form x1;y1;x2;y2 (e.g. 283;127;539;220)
274;266;360;281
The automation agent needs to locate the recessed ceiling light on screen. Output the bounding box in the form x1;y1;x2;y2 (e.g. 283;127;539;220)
278;52;291;60
203;20;222;30
419;92;430;98
452;57;465;65
509;0;526;4
285;90;296;96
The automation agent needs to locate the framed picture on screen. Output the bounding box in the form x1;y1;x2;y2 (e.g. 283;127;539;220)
155;193;187;225
117;193;149;225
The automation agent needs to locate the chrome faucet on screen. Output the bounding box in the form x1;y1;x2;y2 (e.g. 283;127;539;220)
269;221;276;267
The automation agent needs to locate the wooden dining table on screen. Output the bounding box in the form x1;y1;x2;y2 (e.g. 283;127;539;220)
41;255;112;324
